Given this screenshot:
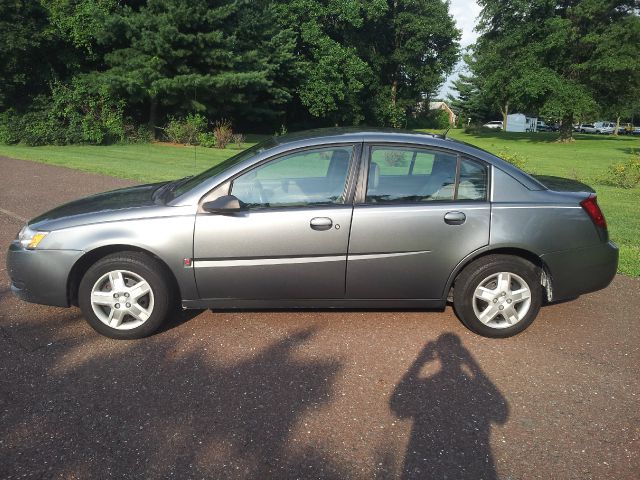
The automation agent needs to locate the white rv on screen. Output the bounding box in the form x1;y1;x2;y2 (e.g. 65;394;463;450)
505;113;537;132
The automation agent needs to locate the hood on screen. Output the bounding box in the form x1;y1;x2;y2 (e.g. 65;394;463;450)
29;182;167;230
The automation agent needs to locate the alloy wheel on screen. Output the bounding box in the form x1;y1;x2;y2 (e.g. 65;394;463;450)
471;271;532;329
90;270;155;330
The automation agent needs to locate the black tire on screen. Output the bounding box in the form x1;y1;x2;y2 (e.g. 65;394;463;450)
78;251;173;339
453;255;542;338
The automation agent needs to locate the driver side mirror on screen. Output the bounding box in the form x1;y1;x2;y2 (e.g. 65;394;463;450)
202;195;246;214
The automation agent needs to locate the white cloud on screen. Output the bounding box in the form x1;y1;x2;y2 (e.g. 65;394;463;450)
449;0;482;48
437;0;482;98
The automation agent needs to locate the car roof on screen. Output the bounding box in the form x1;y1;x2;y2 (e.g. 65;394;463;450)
171;127;546;205
270;127;438;147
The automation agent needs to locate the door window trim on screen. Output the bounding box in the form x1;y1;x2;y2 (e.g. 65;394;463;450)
355;143;490;205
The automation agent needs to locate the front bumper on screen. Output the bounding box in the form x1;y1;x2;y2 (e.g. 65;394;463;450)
6;242;83;307
541;240;619;302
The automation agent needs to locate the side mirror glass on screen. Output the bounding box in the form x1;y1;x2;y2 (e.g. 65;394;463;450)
202;195;245;214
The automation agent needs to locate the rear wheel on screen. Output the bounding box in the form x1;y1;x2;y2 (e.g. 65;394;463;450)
453;255;542;338
78;252;173;339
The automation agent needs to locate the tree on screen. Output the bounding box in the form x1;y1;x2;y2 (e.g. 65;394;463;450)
472;0;640;141
97;0;296;131
362;0;460;126
0;1;56;110
447;55;497;125
273;0;383;126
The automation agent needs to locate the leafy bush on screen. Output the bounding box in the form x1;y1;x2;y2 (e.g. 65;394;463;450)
408;109;450;130
198;132;216;148
0;110;21;144
383;150;408;167
232;133;245;148
124;124;154;143
163;113;207;145
599;151;640;189
1;78;126;146
497;148;527;170
49;79;126;145
464;124;483;134
213;119;233;149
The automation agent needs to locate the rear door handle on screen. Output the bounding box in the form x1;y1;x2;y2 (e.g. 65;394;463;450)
444;211;466;225
310;217;333;231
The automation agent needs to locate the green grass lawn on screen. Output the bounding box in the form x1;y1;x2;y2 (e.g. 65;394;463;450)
1;130;638;276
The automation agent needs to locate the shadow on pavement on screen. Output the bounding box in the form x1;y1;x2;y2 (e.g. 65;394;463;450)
390;333;508;480
1;325;350;478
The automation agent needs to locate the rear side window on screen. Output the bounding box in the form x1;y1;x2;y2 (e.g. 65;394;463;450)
365;146;487;203
458;158;488;200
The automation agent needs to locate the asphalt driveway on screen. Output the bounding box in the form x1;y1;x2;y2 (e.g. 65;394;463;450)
1;156;638;479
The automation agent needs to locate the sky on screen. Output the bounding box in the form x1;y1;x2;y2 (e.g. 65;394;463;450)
437;0;482;99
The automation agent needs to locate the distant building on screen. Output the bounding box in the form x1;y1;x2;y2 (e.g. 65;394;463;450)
428;101;457;126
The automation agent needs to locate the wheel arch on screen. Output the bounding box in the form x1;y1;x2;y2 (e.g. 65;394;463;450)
67;244;181;306
445;246;553;302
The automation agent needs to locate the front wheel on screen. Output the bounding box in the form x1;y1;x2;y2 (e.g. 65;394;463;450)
78;252;173;339
453;255;542;338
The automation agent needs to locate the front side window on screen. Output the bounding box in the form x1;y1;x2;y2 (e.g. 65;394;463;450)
231;146;353;208
365;146;487;203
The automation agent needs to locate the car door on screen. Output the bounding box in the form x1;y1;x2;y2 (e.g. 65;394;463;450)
193;144;359;300
346;144;491;300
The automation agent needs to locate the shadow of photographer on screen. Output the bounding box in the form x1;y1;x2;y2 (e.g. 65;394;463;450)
390;333;508;479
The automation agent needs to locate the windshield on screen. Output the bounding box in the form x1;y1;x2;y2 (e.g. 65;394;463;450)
167;139;276;201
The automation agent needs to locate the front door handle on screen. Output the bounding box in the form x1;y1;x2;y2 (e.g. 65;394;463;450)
444;211;466;225
310;217;333;231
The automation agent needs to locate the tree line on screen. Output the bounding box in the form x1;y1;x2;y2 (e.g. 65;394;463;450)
448;0;640;141
0;0;460;145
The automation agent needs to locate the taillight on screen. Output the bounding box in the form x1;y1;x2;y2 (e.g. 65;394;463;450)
580;194;606;229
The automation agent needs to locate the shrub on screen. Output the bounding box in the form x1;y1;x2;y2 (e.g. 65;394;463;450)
408;109;450;130
0;110;21;145
213;119;233;149
198;132;216;148
163;113;207;145
48;78;126;145
124;124;154;143
3;78;127;146
497;148;527;170
274;124;287;136
464;124;483;134
232;133;245;148
383;150;408;167
599;151;640;189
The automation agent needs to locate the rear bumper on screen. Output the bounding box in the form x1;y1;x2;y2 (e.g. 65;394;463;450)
6;242;83;307
541;241;618;301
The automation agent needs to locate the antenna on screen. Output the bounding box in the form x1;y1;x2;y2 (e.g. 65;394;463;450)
434;126;451;140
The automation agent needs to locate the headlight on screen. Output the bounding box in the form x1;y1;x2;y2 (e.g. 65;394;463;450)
16;226;49;249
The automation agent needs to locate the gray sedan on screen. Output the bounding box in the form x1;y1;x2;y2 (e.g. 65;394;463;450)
7;129;618;339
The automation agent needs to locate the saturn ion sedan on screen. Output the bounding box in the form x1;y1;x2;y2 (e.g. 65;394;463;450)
7;129;618;339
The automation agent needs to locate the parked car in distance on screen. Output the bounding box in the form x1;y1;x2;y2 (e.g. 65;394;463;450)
579;122;616;134
7;129;618;340
578;124;596;133
593;121;616;134
536;120;552;132
632;126;640;135
617;123;633;135
483;120;503;129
